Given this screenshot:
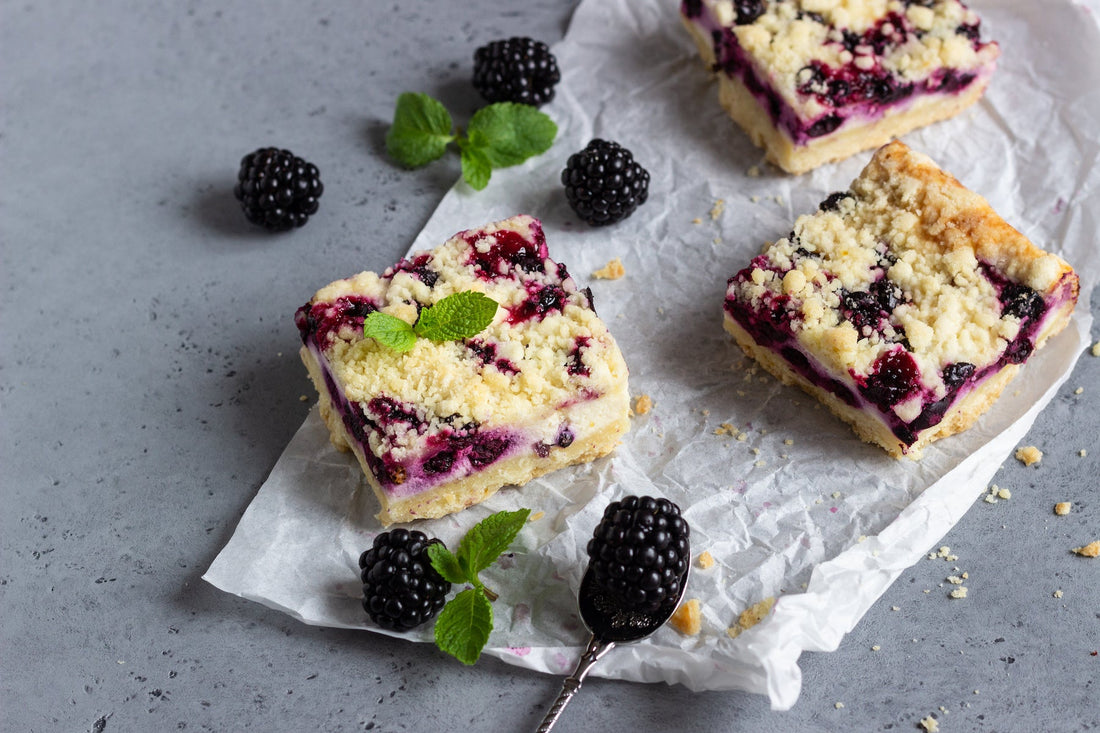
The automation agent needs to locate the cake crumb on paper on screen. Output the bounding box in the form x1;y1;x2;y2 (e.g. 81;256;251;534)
591;257;625;280
834;702;845;709
692;217;702;225
1091;340;1100;357
1074;386;1084;395
714;422;738;437
949;587;968;599
1054;589;1064;598
1079;449;1088;457
1015;445;1043;466
670;598;702;636
632;394;653;416
727;597;776;638
1071;541;1100;558
710;198;726;220
696;551;715;570
528;511;545;522
747;165;761;178
1054;502;1072;515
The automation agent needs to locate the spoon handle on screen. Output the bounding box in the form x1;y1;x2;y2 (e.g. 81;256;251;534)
535;634;616;732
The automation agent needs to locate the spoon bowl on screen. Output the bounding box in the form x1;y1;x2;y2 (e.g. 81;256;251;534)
535;561;690;732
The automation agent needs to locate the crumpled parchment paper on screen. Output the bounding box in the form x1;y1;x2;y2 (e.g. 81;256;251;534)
205;0;1099;710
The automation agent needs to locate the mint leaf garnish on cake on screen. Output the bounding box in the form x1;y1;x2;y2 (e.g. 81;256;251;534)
414;291;497;342
427;508;531;665
362;291;498;352
362;312;419;352
386;93;557;190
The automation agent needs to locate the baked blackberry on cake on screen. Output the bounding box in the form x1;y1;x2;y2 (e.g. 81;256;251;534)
295;215;630;524
680;0;1000;173
723;141;1078;458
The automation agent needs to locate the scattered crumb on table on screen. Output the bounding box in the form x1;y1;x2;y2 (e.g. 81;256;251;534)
1071;541;1100;558
632;394;653;415
1054;502;1072;516
696;551;715;570
919;715;940;733
1015;445;1043;466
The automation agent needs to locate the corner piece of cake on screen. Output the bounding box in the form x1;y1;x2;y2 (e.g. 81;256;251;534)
680;0;1000;173
722;141;1079;458
295;215;630;525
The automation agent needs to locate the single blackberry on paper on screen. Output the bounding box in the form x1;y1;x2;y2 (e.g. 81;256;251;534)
234;147;323;231
359;529;451;631
473;37;561;107
586;495;690;613
561;139;650;226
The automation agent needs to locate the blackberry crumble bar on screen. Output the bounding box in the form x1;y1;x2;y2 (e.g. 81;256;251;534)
723;141;1079;457
681;0;1000;173
296;215;630;524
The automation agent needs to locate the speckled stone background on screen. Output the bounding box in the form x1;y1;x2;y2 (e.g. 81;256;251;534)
2;1;1098;731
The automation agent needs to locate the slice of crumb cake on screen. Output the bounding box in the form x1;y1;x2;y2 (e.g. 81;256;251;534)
296;215;630;525
680;0;1000;173
723;141;1078;458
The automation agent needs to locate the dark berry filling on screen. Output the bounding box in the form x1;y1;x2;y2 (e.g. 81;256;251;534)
466;339;520;375
388;253;439;288
507;283;567;324
567;337;591;377
465;227;547;280
295;295;378;346
860;349;920;411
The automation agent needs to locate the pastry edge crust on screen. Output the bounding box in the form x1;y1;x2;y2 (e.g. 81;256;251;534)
682;18;992;174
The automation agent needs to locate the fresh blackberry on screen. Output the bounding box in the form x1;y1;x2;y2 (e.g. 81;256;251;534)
586;495;690;613
234;147;323;231
358;529;451;631
473;37;561;107
561;139;650;226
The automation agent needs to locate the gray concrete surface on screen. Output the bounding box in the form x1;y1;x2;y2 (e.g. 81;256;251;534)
2;1;1097;731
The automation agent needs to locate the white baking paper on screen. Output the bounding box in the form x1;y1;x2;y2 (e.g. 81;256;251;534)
205;0;1099;710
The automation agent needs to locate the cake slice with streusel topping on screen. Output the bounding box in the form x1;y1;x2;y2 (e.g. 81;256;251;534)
680;0;1000;173
723;141;1078;457
296;215;630;524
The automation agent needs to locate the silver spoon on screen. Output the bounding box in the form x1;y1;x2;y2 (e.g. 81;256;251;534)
535;562;690;732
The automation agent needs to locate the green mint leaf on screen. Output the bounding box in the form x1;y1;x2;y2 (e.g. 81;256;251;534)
385;92;455;168
362;311;417;352
457;508;531;577
434;587;493;665
467;103;557;169
426;542;469;585
414;291;498;342
459;142;492;190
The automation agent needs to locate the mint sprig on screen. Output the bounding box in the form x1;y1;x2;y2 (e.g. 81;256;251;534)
427;508;531;665
386;92;557;190
363;291;498;352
